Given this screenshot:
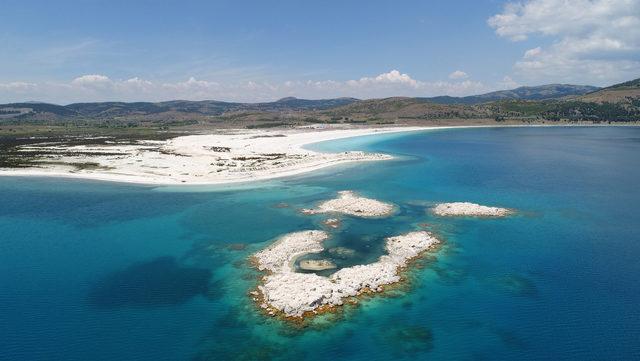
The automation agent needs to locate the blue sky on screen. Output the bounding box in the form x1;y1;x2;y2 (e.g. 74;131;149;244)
1;0;638;103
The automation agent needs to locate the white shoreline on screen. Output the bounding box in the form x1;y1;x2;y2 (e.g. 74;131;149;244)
0;126;432;186
2;123;624;186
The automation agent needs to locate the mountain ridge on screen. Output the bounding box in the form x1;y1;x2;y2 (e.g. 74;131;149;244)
0;79;638;124
423;84;599;105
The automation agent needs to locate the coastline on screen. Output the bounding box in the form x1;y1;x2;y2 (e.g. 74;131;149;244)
1;124;636;186
0;126;431;186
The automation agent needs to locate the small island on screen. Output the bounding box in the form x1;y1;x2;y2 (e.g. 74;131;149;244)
251;230;440;318
432;202;513;217
301;190;395;218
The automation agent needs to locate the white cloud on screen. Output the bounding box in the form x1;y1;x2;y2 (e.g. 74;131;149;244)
523;47;542;59
448;70;469;80
71;74;112;85
488;0;640;84
499;76;520;89
0;81;38;92
0;70;493;104
368;69;418;86
345;70;420;88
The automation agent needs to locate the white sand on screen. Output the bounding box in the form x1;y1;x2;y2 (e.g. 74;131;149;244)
253;230;440;317
0;126;428;185
301;190;395;217
432;202;513;217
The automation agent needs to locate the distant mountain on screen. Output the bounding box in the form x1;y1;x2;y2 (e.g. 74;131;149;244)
65;97;359;117
424;84;600;105
323;80;638;123
0;102;77;118
1;80;638;125
267;97;359;110
0;97;360;122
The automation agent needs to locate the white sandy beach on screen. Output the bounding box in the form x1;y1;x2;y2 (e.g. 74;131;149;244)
0;126;431;185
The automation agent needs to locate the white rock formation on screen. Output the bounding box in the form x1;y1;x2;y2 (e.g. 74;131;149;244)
301;191;395;217
253;230;440;317
254;230;328;273
432;202;512;217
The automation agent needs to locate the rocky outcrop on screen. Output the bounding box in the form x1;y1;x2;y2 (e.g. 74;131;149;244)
432;202;512;217
301;191;395;217
252;230;440;318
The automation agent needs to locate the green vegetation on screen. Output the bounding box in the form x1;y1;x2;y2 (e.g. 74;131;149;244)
246;122;288;129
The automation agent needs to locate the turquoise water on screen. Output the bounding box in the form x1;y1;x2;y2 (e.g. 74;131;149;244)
1;126;639;360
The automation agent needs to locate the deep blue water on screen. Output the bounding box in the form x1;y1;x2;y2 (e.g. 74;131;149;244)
1;126;639;360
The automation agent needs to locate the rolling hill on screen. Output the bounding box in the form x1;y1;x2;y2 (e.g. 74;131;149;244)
424;84;599;105
578;78;640;104
0;79;638;126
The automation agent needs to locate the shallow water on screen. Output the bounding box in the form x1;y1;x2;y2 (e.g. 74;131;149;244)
1;126;639;360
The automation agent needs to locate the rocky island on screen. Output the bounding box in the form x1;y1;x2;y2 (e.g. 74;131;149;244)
301;190;395;218
252;230;440;318
432;202;513;217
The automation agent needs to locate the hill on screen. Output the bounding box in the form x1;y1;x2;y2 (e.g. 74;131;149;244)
0;80;638;128
425;84;599;105
0;97;360;125
578;78;640;104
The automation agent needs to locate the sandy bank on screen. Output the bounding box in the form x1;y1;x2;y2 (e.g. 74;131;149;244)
0;126;428;185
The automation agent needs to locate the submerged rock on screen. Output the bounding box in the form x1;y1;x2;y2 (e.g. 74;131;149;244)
381;324;434;355
226;243;247;251
322;218;342;229
488;273;538;297
327;247;356;259
299;259;337;271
